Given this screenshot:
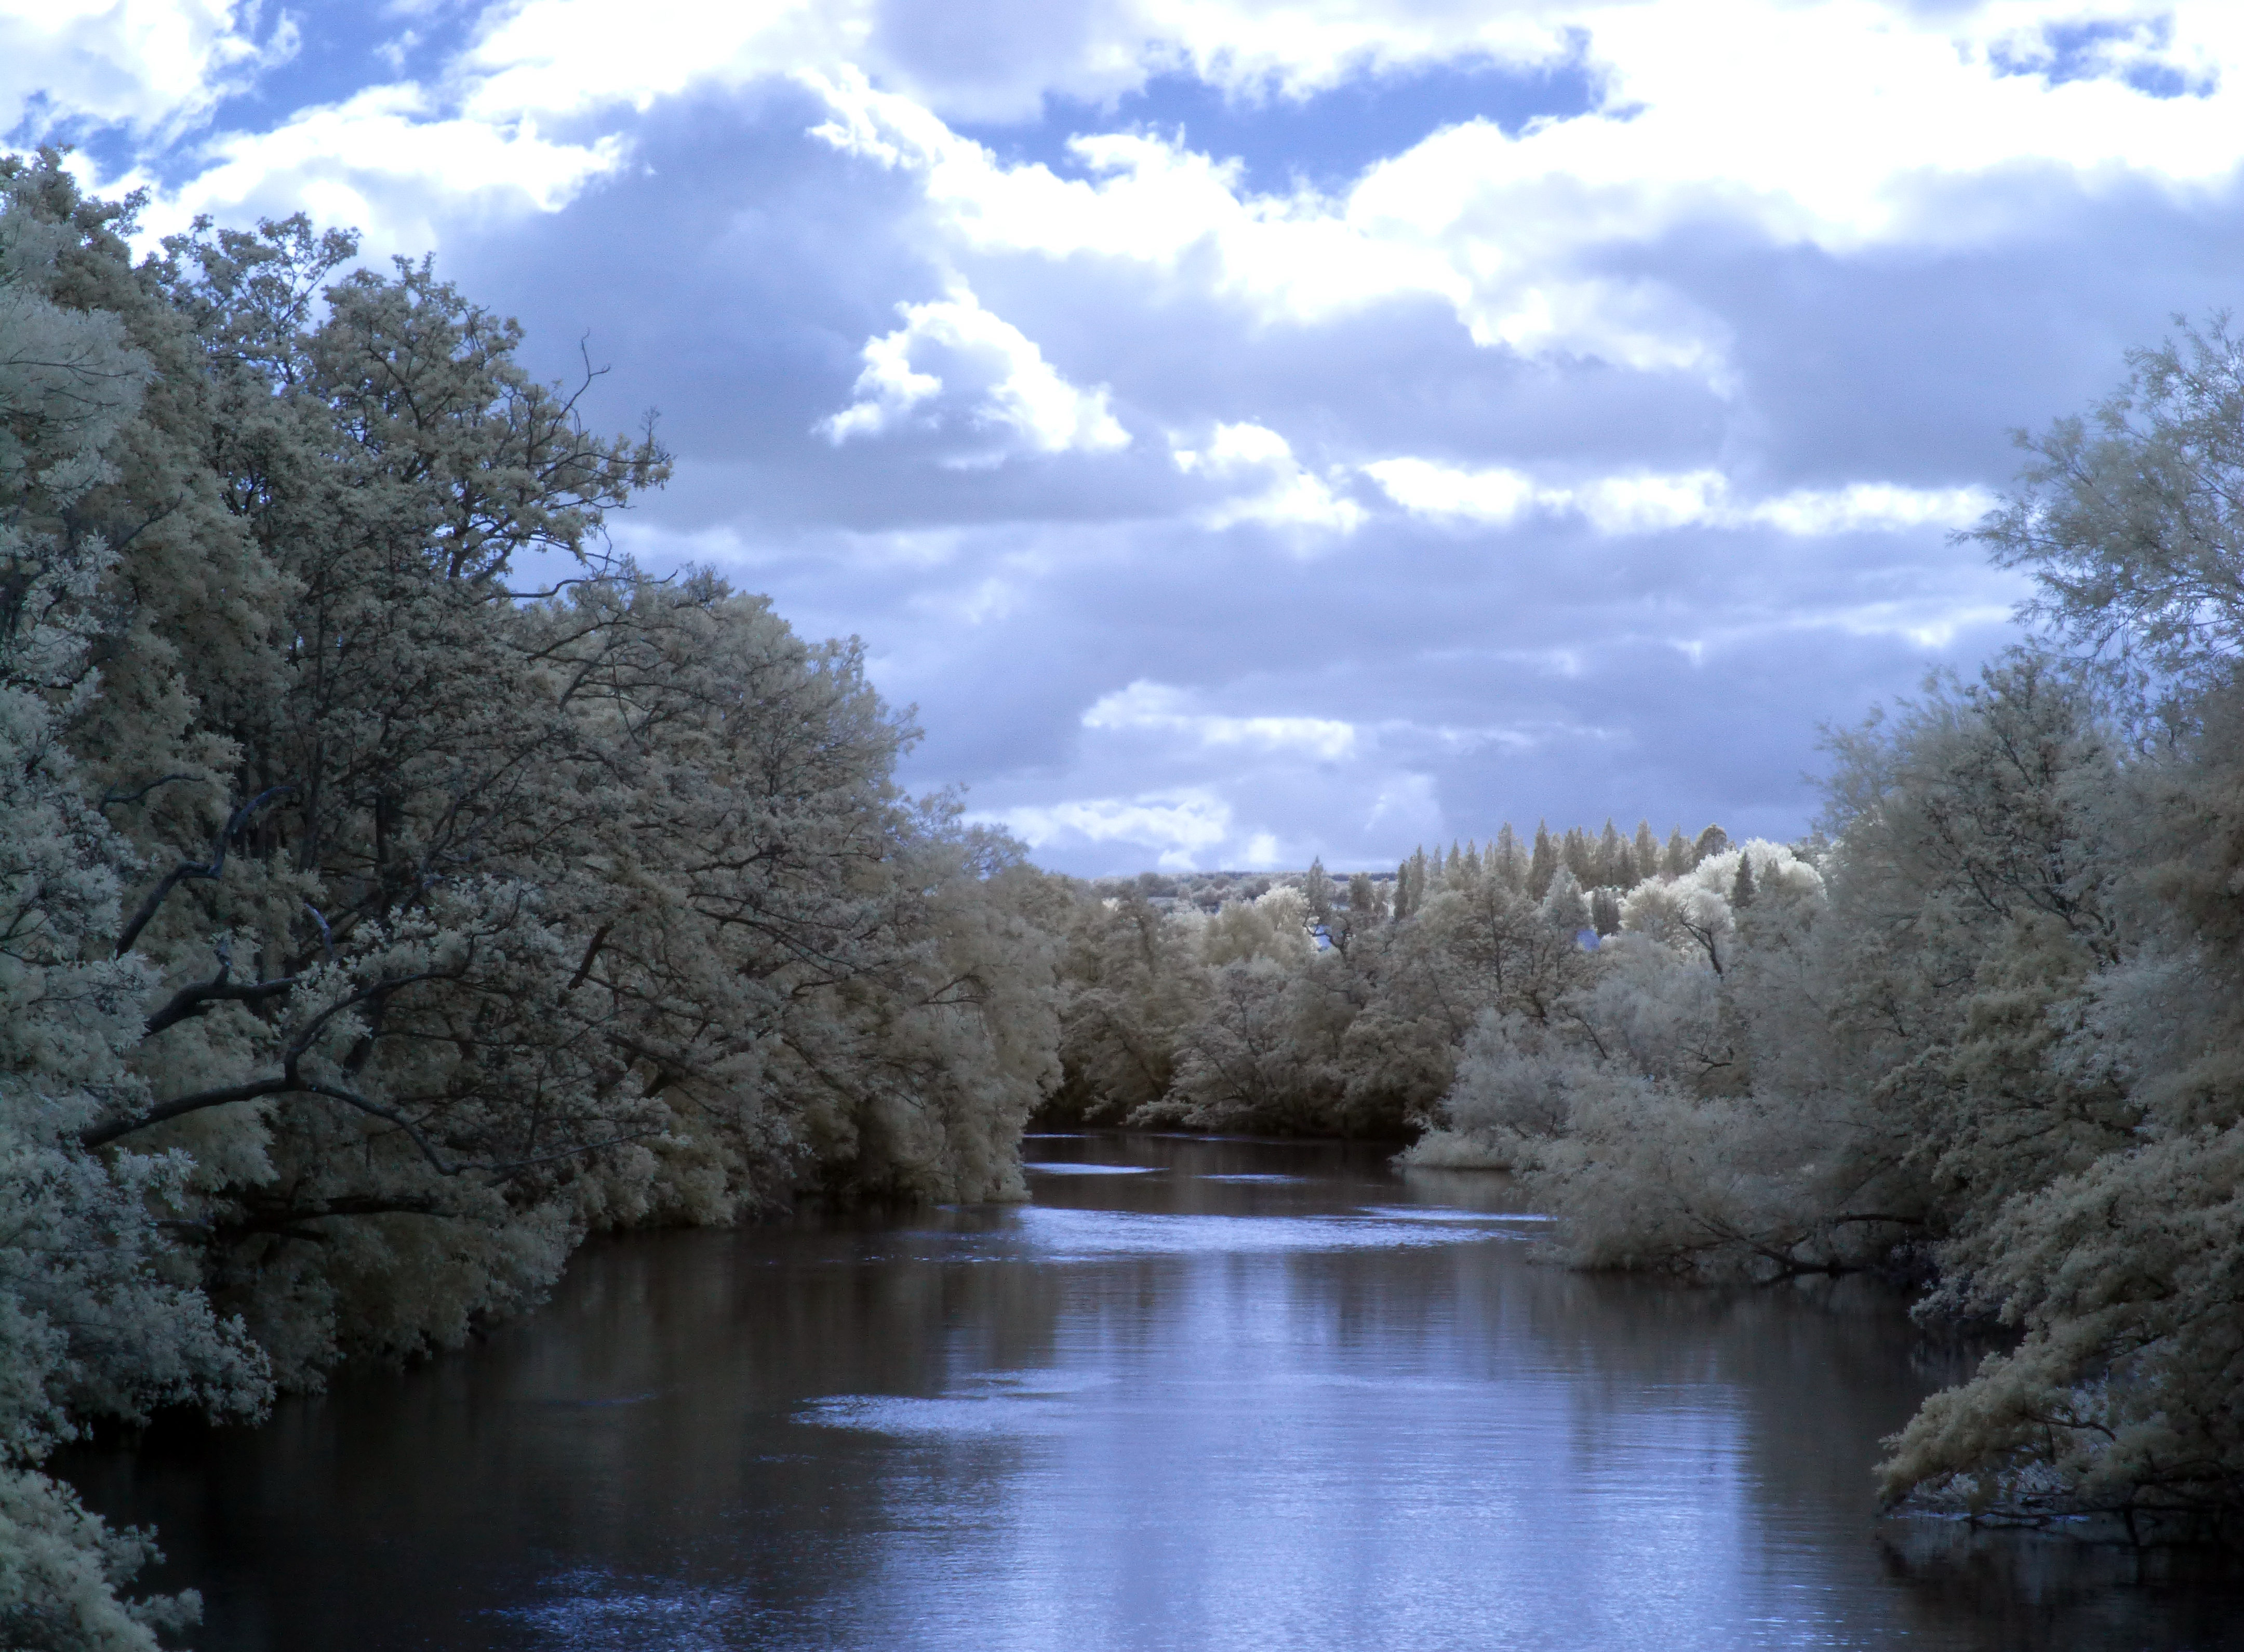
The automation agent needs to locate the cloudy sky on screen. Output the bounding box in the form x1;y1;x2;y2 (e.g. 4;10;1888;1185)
10;0;2241;873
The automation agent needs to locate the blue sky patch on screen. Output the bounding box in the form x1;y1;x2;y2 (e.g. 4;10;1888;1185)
957;52;1601;193
1988;15;2213;100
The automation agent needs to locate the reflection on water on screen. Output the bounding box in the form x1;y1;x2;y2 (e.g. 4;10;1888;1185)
60;1135;2244;1650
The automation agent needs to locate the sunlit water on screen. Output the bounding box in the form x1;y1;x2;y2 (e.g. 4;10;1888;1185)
63;1135;2244;1650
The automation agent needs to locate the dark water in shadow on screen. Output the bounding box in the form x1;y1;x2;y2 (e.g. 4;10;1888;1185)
61;1134;2244;1650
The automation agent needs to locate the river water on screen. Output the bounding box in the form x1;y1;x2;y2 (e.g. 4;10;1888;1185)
65;1133;2244;1650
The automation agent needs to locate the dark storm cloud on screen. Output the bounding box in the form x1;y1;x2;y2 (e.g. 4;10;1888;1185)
1625;170;2244;491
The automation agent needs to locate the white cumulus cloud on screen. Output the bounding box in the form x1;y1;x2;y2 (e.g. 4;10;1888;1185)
1366;458;1994;536
989;791;1236;871
1;0;295;143
54;1;2244;387
820;285;1129;463
138;84;626;251
1085;681;1360;760
1172;422;1365;534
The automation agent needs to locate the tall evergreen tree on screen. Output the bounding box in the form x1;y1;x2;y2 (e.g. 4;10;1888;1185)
1492;824;1525;890
1527;822;1556;899
1562;827;1593;886
1595;818;1625;887
1303;858;1333;927
1633;820;1660;886
1539;866;1592;935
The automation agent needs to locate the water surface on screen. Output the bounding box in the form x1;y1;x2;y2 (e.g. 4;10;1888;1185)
67;1134;2244;1649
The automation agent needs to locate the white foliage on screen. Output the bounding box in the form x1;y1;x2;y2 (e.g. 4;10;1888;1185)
0;236;270;1643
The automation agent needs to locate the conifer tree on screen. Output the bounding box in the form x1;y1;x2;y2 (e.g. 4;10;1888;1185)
1527;822;1556;898
1595;819;1625;886
1562;827;1593;886
1492;824;1525;890
1692;823;1731;864
1730;851;1756;909
1633;820;1660;887
1663;825;1692;877
1539;867;1592;935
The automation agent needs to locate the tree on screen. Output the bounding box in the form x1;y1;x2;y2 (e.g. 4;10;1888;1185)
3;157;1066;1407
1328;872;1386;960
1148;957;1350;1136
1831;655;2216;1527
1491;824;1525;890
1540;867;1592;936
1633;820;1660;887
1527;821;1556;898
1;152;1077;1646
1972;316;2244;711
59;207;682;1379
1049;890;1207;1123
1561;826;1592;886
1594;819;1625;886
0;200;271;1643
1303;858;1333;930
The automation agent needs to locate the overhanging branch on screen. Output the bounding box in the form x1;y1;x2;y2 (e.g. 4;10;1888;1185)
115;786;295;956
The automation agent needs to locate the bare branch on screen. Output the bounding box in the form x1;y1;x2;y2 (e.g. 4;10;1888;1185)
82;1075;293;1148
114;785;294;956
565;921;613;992
98;774;203;815
145;969;300;1036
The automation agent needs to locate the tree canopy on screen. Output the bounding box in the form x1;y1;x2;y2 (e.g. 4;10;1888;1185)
0;154;1064;1645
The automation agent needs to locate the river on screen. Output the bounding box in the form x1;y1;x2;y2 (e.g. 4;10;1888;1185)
62;1133;2244;1650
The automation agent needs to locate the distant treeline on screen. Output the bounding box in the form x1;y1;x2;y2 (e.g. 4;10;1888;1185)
1040;819;1786;1144
1106;818;1734;912
1102;820;1738;939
